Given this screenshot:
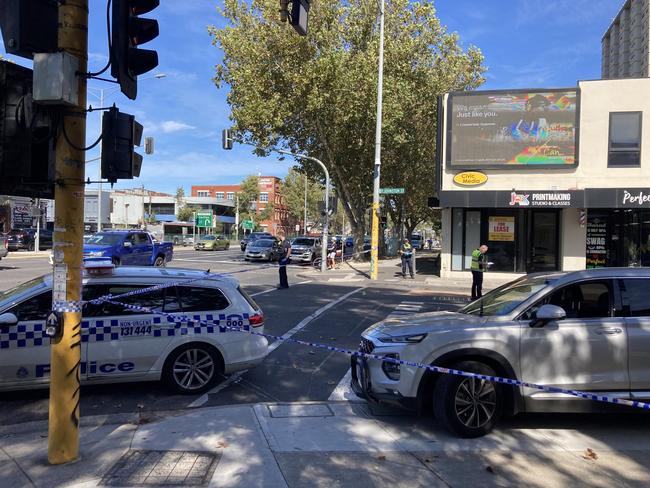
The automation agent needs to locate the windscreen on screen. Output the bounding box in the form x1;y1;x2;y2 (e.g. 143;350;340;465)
86;233;124;246
460;277;551;316
292;238;314;246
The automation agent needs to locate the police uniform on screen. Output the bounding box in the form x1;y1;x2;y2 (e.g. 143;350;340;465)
278;239;291;288
400;241;414;278
471;248;487;300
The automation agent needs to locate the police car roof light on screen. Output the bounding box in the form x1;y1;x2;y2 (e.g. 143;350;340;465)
84;259;115;276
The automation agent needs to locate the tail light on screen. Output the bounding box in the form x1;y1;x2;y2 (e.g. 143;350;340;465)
249;313;264;327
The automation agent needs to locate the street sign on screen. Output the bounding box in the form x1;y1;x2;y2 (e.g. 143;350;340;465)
379;188;405;195
241;219;254;230
195;212;212;228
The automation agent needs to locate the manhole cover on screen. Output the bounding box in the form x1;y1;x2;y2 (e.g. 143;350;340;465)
101;450;221;487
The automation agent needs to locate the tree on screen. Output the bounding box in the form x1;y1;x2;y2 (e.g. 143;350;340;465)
282;168;324;232
210;0;485;252
238;175;260;223
177;204;198;222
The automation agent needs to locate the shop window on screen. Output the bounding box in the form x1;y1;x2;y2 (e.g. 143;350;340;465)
608;112;642;167
464;211;481;269
451;209;464;270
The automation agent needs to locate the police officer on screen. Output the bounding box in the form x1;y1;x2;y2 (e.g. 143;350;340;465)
471;244;489;300
278;235;292;289
399;238;414;279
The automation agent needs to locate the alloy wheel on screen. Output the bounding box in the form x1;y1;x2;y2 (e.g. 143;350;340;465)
172;348;215;391
453;376;497;429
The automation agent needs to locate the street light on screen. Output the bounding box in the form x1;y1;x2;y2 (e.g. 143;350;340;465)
87;73;167;232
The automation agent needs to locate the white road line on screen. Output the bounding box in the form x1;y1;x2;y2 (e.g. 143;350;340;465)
250;280;312;297
327;368;357;401
267;287;365;354
188;370;246;408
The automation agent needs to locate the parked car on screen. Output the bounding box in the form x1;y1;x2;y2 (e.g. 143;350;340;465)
84;231;174;267
410;234;423;250
0;266;268;393
240;232;274;251
195;235;230;251
344;236;371;256
6;228;53;251
351;268;650;438
244;238;280;262
290;236;322;263
0;234;7;261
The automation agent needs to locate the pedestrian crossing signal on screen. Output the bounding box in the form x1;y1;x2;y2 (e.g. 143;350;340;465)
222;129;234;150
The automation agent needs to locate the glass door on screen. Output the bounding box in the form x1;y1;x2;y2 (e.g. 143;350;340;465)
527;211;559;272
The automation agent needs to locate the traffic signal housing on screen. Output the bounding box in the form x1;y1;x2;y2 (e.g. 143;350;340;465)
222;129;234;150
101;107;144;184
0;61;55;199
0;0;58;59
111;0;160;100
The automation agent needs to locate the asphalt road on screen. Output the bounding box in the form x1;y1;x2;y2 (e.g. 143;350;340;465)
0;247;464;425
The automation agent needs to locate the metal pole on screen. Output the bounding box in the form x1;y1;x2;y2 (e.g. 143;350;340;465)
97;89;103;232
235;195;239;242
48;0;87;464
35;198;40;251
141;184;145;229
304;174;307;235
370;0;385;280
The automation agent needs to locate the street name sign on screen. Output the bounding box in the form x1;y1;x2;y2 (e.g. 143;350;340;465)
379;188;405;195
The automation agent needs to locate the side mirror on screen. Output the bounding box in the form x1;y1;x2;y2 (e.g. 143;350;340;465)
530;304;566;327
123;241;133;248
0;313;18;327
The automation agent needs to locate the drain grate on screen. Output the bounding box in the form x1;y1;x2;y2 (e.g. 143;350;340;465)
101;449;221;487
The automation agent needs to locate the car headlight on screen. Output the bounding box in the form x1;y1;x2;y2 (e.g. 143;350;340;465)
377;333;427;344
87;251;104;257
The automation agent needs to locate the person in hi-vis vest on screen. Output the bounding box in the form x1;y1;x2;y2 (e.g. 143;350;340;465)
471;244;488;300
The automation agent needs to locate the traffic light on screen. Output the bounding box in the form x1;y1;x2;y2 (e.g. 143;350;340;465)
0;0;58;59
222;129;234;150
101;107;144;183
290;0;310;36
0;61;55;199
111;0;160;100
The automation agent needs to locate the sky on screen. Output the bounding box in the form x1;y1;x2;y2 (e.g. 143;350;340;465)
1;0;624;196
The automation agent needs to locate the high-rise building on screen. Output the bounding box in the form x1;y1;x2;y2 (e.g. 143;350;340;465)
602;0;650;79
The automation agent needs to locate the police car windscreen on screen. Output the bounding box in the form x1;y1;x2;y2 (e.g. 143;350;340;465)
0;276;47;303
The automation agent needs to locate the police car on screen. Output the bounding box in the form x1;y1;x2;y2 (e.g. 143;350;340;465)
0;265;268;394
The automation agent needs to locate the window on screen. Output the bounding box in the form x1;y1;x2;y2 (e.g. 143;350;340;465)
621;279;650;316
543;281;612;319
226;192;235;200
177;287;229;312
135;233;151;245
197;191;210;197
609;112;642;166
259;192;269;203
216;192;225;199
8;291;52;322
82;286;180;317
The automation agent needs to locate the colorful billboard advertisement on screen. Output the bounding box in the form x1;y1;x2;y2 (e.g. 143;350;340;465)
447;89;578;169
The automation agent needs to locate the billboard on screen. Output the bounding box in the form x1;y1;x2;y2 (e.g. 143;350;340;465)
446;89;578;169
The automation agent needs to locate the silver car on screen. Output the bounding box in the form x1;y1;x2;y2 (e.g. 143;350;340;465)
244;238;280;262
290;237;321;263
352;268;650;438
0;235;7;261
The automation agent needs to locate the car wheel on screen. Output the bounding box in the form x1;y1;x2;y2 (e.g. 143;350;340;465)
433;361;502;438
225;243;230;250
163;344;223;394
154;256;166;267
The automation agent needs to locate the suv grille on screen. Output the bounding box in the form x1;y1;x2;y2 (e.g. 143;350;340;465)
359;338;374;354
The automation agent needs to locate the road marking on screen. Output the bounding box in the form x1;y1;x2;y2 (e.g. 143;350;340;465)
188;370;246;408
267;287;365;354
250;280;312;297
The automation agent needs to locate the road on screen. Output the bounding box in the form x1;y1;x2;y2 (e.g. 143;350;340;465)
0;247;464;424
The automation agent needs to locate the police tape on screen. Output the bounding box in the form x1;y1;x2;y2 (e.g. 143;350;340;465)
105;297;650;411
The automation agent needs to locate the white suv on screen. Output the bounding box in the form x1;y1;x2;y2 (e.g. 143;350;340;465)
352;268;650;437
0;267;268;394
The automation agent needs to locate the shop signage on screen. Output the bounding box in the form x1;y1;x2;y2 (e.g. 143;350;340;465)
586;218;607;268
453;171;488;186
12;205;32;227
488;216;515;241
585;188;650;209
508;191;573;207
438;190;585;208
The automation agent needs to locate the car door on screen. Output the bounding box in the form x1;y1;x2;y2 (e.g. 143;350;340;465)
0;290;88;386
134;233;154;265
120;234;138;265
618;278;650;393
520;279;628;395
82;284;178;379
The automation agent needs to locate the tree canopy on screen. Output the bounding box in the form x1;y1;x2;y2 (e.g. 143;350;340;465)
210;0;485;245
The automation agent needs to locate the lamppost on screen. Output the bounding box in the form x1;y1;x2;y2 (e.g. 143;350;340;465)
87;73;166;232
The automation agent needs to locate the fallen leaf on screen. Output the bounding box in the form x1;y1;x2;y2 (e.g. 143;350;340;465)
486;466;495;474
377;455;386;461
582;448;598;461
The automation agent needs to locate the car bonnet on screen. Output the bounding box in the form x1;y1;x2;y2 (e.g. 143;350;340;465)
365;310;484;337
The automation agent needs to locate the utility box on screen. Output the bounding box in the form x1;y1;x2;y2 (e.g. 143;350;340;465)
33;52;79;106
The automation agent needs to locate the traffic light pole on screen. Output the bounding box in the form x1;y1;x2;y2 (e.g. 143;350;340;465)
48;0;88;465
370;0;385;281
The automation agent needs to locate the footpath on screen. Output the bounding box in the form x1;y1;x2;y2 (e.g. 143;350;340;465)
2;400;650;487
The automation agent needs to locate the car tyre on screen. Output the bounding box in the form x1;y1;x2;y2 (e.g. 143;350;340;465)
433;361;502;438
154;256;166;267
163;343;223;394
225;242;230;250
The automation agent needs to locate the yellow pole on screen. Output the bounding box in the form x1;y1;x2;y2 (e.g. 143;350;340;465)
48;0;88;465
370;202;380;280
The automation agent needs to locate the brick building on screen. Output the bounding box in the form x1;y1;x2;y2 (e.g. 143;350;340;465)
192;176;289;235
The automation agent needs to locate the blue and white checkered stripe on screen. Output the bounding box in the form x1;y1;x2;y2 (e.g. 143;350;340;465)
105;297;650;412
0;322;49;349
52;301;83;313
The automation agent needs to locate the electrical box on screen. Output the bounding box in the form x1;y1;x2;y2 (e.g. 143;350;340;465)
33;52;79;106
